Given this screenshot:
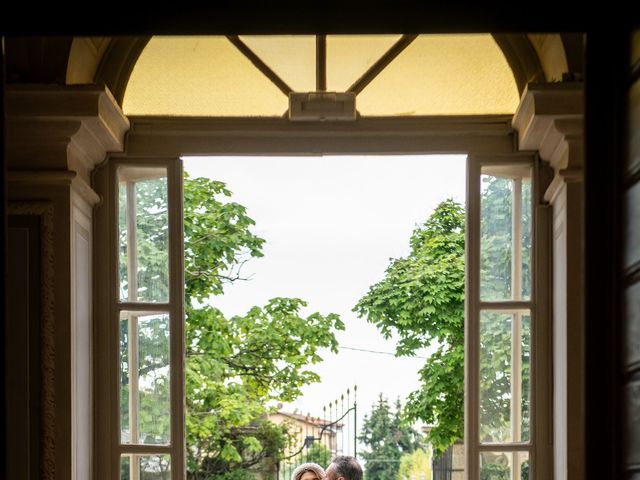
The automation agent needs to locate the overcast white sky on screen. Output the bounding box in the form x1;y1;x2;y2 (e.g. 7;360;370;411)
184;154;466;454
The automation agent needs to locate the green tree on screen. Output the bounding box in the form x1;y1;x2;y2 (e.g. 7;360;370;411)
354;177;530;455
354;200;465;454
123;173;344;479
304;443;332;466
397;449;431;480
359;396;421;480
182;175;344;479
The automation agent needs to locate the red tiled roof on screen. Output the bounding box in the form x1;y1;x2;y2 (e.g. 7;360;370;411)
272;411;344;428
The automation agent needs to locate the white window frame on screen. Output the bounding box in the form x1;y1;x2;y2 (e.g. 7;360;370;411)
93;117;551;480
95;158;185;480
465;154;552;480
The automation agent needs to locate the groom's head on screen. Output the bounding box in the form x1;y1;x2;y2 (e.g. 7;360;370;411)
325;456;362;480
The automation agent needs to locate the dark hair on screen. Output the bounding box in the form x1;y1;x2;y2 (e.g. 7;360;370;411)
331;456;363;480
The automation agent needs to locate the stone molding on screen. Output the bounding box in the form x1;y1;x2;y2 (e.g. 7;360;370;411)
5;85;130;184
513;82;584;201
7;170;101;207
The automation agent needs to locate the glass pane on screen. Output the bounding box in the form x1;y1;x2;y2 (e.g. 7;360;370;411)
120;312;171;445
124;34;519;117
118;166;169;303
138;313;171;443
140;455;172;480
629;80;640;175
123;36;288;116
480;166;532;301
480;312;530;443
239;35;315;92
479;451;529;480
327;35;401;92
357;34;519;116
121;455;172;480
480;174;513;300
118;182;129;301
521;179;532;300
120;317;130;443
521;315;531;442
120;455;130;480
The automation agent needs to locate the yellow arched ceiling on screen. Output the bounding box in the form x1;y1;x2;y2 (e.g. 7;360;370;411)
123;34;520;117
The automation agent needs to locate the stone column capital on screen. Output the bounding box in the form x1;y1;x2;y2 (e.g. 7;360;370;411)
513;82;584;202
5;84;130;184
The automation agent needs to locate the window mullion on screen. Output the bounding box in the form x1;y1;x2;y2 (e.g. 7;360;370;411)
465;156;482;480
126;181;141;480
168;159;185;480
478;301;531;311
117;302;171;312
126;181;138;302
131;455;140;480
477;444;533;452
511;178;524;480
121;445;173;454
128;313;139;446
512;177;523;301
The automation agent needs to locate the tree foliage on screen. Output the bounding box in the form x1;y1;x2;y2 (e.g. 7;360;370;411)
303;443;333;466
359;396;422;480
182;174;344;479
354;176;531;455
354;200;465;454
397;449;431;480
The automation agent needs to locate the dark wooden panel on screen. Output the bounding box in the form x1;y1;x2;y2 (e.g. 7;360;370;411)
624;380;640;467
6;216;41;480
623;27;640;480
585;29;629;480
624;281;640;369
632;30;640;74
630;79;640;176
625;182;640;270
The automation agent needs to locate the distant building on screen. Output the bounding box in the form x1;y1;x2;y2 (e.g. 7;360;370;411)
269;410;343;459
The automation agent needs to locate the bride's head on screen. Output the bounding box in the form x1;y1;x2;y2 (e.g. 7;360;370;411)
291;462;326;480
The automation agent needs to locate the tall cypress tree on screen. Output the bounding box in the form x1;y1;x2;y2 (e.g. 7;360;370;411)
359;396;421;480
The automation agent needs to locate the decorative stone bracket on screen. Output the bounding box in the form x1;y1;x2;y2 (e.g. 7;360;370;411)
513;81;584;201
5;84;130;202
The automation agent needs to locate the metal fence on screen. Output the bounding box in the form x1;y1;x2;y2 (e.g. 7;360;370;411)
432;445;453;480
277;386;358;480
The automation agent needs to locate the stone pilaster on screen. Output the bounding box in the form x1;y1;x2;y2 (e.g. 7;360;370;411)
513;82;584;480
5;85;129;480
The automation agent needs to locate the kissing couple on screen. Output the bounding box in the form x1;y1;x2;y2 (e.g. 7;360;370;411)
291;456;362;480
